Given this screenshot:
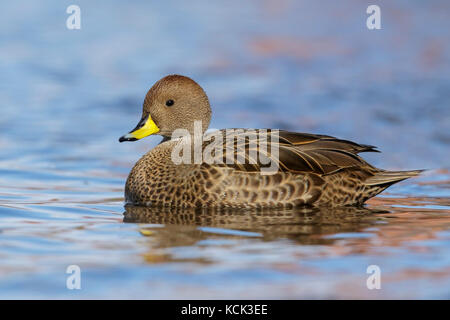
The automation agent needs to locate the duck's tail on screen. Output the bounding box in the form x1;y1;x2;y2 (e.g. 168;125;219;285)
364;169;424;187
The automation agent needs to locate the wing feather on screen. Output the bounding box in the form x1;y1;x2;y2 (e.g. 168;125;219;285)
203;129;377;175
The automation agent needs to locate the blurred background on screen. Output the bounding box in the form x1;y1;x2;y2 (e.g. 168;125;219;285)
1;0;449;170
0;0;449;299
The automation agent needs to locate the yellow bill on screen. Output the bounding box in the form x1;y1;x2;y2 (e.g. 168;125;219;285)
119;115;160;142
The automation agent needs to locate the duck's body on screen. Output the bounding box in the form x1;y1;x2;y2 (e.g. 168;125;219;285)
120;75;421;209
124;129;420;208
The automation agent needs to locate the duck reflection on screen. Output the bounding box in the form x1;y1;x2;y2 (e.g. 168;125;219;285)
123;205;388;246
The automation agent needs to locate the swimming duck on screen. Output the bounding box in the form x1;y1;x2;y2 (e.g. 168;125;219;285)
119;75;421;208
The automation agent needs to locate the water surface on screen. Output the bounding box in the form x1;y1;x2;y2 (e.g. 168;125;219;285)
0;0;449;299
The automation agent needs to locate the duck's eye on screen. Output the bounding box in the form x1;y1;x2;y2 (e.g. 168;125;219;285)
165;99;174;107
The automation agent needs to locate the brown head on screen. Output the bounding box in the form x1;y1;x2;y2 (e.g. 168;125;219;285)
119;75;211;142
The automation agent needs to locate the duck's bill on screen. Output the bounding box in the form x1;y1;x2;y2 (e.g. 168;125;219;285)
119;115;160;142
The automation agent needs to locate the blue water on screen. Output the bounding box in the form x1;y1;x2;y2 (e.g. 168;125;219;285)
0;0;449;299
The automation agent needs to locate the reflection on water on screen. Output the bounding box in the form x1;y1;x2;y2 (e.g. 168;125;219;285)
124;205;388;245
0;0;449;299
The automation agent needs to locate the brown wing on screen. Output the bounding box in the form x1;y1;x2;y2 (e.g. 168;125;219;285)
202;129;378;175
276;131;379;154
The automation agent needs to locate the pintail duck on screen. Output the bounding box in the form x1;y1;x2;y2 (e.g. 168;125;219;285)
119;75;421;208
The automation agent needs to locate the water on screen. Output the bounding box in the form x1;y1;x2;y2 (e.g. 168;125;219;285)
0;0;449;299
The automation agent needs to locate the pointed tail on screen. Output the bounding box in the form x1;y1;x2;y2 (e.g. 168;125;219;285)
364;169;424;187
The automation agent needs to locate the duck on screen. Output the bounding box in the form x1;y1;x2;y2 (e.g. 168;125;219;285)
119;75;421;209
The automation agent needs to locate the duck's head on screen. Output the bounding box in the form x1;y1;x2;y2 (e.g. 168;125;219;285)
119;75;211;142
